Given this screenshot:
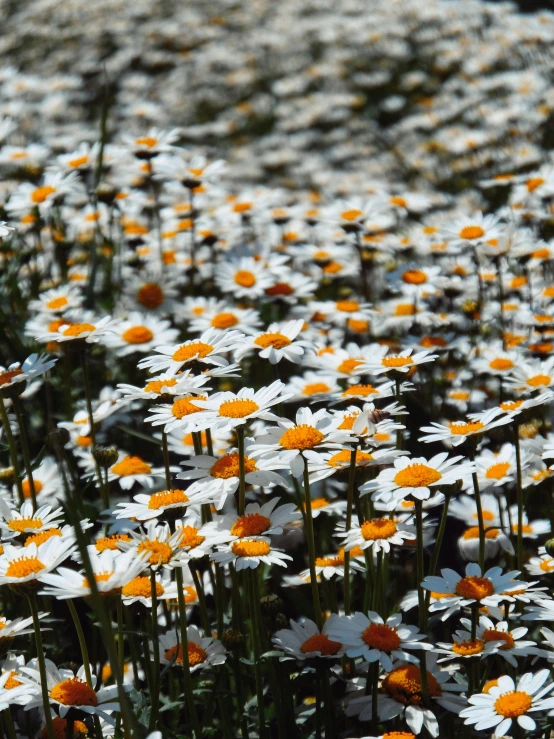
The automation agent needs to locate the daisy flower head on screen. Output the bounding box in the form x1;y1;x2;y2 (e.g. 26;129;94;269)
6;170;82;217
122;128;181;159
363;346;438;377
174;514;229;559
0;499;64;537
309;548;365;580
195;381;291;432
505;356;554;394
326;611;431;671
211;536;292;571
215;256;274;299
503;506;550;539
28;286;83;316
249;406;354;478
419;407;513;447
472;346;519;376
137;328;244;374
35;314;120;345
116;521;189;570
0;354;57;394
444;211;503;246
208;498;300;541
284;371;340;402
103;313;178;356
472;442;528;490
0;537;75;588
307;446;406;485
449;493;501;526
94;452;172;491
113;488;191;521
234;320;312;365
117;369;210;404
159;625;226;671
272;618;345;660
121;569;176;607
362;453;474;508
460;670;554;737
338;514;415;554
458;524;514;561
146;392;210;434
334;379;396;404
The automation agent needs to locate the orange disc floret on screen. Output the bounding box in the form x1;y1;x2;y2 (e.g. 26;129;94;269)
178;525;205;549
393;464;441;488
4;671;22;689
489;357;514;371
137;283;164;309
459;225;485;239
122;576;164;598
337;358;363;374
137;540;173;565
383;733;417;739
449;421;484;435
144;378;178;393
302;382;331;395
494;691;532;718
111;455;151;477
171;396;205;418
315;552;344;567
455;576;494;600
383;665;441;705
234;270;256;287
231;513;271;538
254;333;292;350
527;374;551;387
63;323;96;337
342;385;378;399
165;642;207;666
210;452;257;479
211;312;239;329
382;355;414;368
95;534;131;552
122;326;154;344
265;282;294;297
46;296;68;310
25;528;62;547
462;527;500;540
8;517;43;532
148;489;188;510
483;629;515;649
300;634;342;656
341;209;363;221
231;540;271;557
50;678;98;707
218;399;259;418
361;518;397;540
485;462;510;480
420;336;447;348
402;269;427;285
32;186;56;203
362;623;401;652
5;556;45;579
0;369;23;386
45;717;88;739
306;498;329;510
335;300;360;313
451;638;484;656
347;319;369;333
328;450;373;467
172;342;213;362
280;425;325;450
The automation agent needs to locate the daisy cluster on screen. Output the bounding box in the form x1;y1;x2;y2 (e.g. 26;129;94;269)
2;1;554;739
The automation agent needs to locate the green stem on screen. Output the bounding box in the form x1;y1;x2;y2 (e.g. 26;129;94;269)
248;569;266;739
237;427;246;515
303;458;323;629
79;350;104;494
12;396;38;510
175;567;202;739
513;422;524;572
149;569;160;730
414;500;429;705
27;592;55;739
343;444;358;615
67;601;93;685
469;445;486;570
0;396;24;503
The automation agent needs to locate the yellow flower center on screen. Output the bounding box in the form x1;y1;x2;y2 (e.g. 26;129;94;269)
137;539;173;565
211;312;239;329
165;642;207;666
68;156;89;168
148;489;188;510
383;665;441;705
265;282;294;296
303;382;331;395
231;540;271;557
171;396;204;418
32;186;56;203
462;527;500;540
335;300;360;313
421;336;447;348
254;333;292;350
135;137;157;148
5;556;45;579
452;639;484;656
450;391;470;400
527;177;544;192
361;518;397;540
315;553;344;567
337;358;363;374
122;576;164;598
8;517;43;532
122;326;154;344
490;358;514;370
178;526;204;549
540;559;554;572
172;342;214;362
300;634;342;655
63;323;96;337
137;283;164;309
393;464;441;488
382;355;414;368
402;269;427;285
455;576;494;600
341;384;378;398
341;209;363;221
50;678;98;706
230;513;271;538
527;374;551;387
111;455;151;477
483;629;515;649
383;733;416;739
494;691;532;718
210;452;258;479
485;462;510;480
143;378;178;393
279;425;325;450
394;304;416;316
459;225;485;239
347;319;369;333
46;296;68;310
234;270;256;287
449;421;484;435
4;671;22;689
362;623;401;652
0;369;23;386
308;498;329;510
218;399;259;418
95;534;131;552
25;528;62;546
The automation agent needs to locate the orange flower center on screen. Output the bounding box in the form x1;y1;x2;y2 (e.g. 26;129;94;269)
254;333;292;350
393;464;441;488
210;453;257;479
122;576;164;598
328;450;373;467
402;269;427;285
459;225;485;239
483;629;515;649
148;489;188;510
485;462;510;480
46;296;68;310
137;283;164;309
452;639;484;656
337;358;363;374
300;634;342;656
218;399;259;418
137;539;173;565
172;396;204;418
32;186;56;203
25;528;62;546
230;513;271;538
0;369;23;386
172;342;214;362
361;518;398;540
315;553;344;567
494;691;532;718
394;304;416;316
462;527;500;540
165;642;207;666
4;672;22;690
455;576;494;600
341;209;363;221
449;421;484;435
383;665;441;705
383;733;416;739
362;623;401;652
231;540;271;557
50;678;98;707
527;374;551;387
347;319;369;333
68;156;89;168
95;534;131;552
8;517;43;532
135;137;157;148
111;455;151;477
336;300;360;313
280;425;325;450
144;378;178;393
308;498;329;510
63;323;96;337
421;336;447;348
122;326;154;344
211;313;239;329
266;282;294;296
490;358;514;370
302;382;331;395
342;385;379;400
382;355;414;368
5;556;45;579
178;526;205;549
526;177;544;192
234;270;256;287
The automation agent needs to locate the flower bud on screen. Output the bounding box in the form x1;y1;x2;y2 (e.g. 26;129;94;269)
92;445;119;469
221;628;244;651
260;594;284;617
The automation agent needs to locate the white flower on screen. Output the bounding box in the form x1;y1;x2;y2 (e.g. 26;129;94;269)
0;538;75;587
211;536;292;571
159;625;226;671
272;618;345;660
137;328;245;374
234;320;311;364
0;354;57;389
195;381;291;432
419;408;513;446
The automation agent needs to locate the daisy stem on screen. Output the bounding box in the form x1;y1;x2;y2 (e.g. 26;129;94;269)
67;600;93;686
414;500;430;706
175;566;202;739
468;444;486;570
248;568;266;739
162;431;172;489
149;569;160;730
0;395;24;504
371;549;383;612
354;230;370;302
512;421;524;572
303;458;323;630
27;591;56;739
424;489;453;629
11;396;38;510
3;708;17;739
190;563;210;634
495;256;506;350
78;350;104;495
394;378;403;450
237;426;246;516
343;444;358;616
205;428;214;456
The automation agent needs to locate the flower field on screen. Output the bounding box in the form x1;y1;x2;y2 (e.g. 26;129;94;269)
3;0;554;738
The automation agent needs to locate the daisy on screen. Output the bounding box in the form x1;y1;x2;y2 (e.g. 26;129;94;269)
502;506;550;539
419;407;513;446
472;443;529;490
117;521;189;570
36;315;120;345
215;256;274;299
525;551;554;577
326;611;431;671
122;128;181;159
308;548;365;580
422;563;525;621
234;320;311;365
285;372;341;402
0;613;48;644
100;452;172;491
187;300;261;336
458;525;514;561
272;618;345;660
207;498;301;541
472;347;520;376
121;569;176;607
0;354;57;391
14;457;62;504
211;537;292;571
195;381;290;432
334;380;396;403
174;514;229;559
362;347;438;376
0;500;64;537
103;313;178;356
137;328;244;374
28;287;83;315
21;660;123;721
6;170;82;217
154;153;226;188
308;447;405;484
449;493;501;526
250;406;353;478
117;370;210;403
0;537;75;587
146;393;210;434
460;670;554;737
159;625;226;671
113;488;191;521
505;356;554;394
338;515;415;554
361;453;474;508
444;212;503;245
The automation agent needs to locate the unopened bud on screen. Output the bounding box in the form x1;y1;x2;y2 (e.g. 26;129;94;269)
45;427;71;449
221;628;244;651
545;538;554;558
260;594;284;617
92;445;119;469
